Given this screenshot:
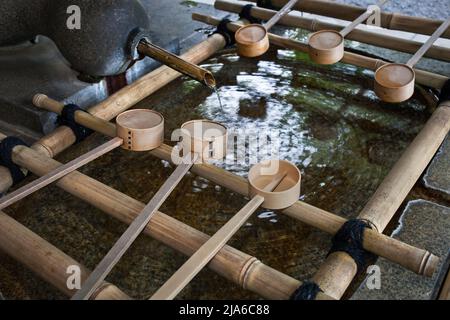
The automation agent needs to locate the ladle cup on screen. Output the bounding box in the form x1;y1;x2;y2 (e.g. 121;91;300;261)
308;0;388;64
235;0;299;58
32;94;229;300
150;159;301;300
374;17;450;103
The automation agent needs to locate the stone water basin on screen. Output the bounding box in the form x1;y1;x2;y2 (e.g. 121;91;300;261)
0;46;434;299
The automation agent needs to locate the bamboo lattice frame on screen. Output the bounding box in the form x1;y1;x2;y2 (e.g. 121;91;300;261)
0;2;449;300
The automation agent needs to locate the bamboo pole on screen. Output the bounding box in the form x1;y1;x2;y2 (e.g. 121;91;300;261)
246;0;450;39
0;137;123;210
151;173;287;300
214;0;450;62
33;96;440;277
439;271;450;300
0;132;332;300
0;34;228;193
0;210;130;300
192;13;449;90
311;101;450;299
72;154;198;300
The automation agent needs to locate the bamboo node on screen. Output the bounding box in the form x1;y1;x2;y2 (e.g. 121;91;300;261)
238;257;259;289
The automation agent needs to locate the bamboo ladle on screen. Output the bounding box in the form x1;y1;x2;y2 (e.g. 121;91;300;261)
235;0;299;57
150;159;301;300
308;0;389;65
374;17;450;103
32;94;227;300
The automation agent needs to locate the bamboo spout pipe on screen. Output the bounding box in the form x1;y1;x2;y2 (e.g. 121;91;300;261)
214;0;450;62
246;0;450;39
33;96;440;277
192;13;449;90
0;210;130;300
137;40;216;88
0;34;227;194
312;101;450;300
0;131;332;300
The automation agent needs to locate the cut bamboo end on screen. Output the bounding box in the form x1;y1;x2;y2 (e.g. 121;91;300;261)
422;253;441;277
116;109;164;152
33;94;49;108
33;93;64;114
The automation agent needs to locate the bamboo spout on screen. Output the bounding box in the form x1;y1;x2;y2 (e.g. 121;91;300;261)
137;40;216;88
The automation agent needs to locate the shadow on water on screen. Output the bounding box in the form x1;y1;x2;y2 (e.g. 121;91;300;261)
1;45;431;299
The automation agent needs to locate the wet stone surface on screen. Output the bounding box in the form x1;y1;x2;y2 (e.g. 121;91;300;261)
0;47;435;299
352;200;450;300
424;135;450;200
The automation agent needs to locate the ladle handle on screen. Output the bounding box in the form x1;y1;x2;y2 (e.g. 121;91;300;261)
263;0;298;31
150;171;287;300
72;153;197;300
407;17;450;67
137;40;216;88
33;94;117;138
340;9;374;37
340;0;389;37
0;137;123;211
150;194;264;300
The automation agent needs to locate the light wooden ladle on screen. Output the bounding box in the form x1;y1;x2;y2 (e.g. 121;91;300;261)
235;0;299;58
374;16;450;103
150;159;301;300
308;0;389;65
32;94;227;300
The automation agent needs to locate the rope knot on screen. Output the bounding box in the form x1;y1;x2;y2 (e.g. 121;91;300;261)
290;281;322;300
239;5;262;24
328;219;377;272
257;0;277;10
0;137;29;185
439;79;450;104
57;104;93;143
213;18;236;47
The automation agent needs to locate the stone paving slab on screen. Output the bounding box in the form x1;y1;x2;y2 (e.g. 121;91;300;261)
424;135;450;199
352;200;450;300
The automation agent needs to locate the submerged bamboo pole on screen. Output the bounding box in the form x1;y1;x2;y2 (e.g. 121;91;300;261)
0;210;129;300
33;95;440;277
247;0;450;39
0;131;332;300
311;101;450;299
0;34;227;193
214;0;450;62
192;14;449;90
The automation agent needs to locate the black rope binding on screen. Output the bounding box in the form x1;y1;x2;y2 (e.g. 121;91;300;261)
239;4;262;24
438;78;450;104
327;219;377;272
0;137;29;185
213;18;236;47
57;104;93;143
290;281;323;300
257;0;277;10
